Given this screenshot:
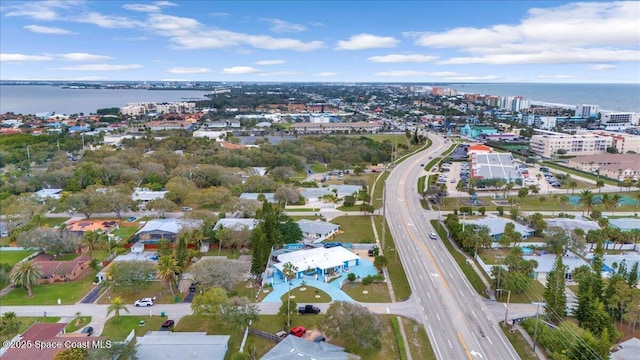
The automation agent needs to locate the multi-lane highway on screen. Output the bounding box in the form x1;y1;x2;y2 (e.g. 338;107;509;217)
385;134;520;360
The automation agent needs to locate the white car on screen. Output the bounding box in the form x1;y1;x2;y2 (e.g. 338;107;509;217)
134;297;156;307
429;232;438;240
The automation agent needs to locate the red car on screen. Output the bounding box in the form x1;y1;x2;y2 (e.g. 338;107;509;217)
289;326;306;337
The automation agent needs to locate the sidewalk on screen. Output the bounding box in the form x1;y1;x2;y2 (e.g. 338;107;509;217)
514;324;548;360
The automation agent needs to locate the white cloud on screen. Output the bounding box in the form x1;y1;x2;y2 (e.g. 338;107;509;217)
591;64;616;70
537;74;576;80
255;59;287;65
257;71;303;76
374;70;461;77
263;18;306;33
0;53;53;62
168;30;324;51
368;54;438;63
3;0;78;21
76;12;140;28
57;64;142;71
122;1;176;12
336;33;399;50
408;2;640;66
314;72;337;77
145;13;201;36
168;67;212;74
23;25;73;35
57;53;113;61
222;66;261;74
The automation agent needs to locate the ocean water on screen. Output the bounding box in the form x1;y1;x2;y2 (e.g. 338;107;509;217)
449;83;640;113
0;85;210;115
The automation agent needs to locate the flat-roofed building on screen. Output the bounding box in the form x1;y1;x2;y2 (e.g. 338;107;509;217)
600;112;640;131
531;130;612;158
471;153;524;184
566;154;640;181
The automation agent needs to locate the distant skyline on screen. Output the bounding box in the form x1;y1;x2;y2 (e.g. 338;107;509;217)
1;1;638;83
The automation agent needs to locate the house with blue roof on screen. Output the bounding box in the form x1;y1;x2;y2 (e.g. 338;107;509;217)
462;217;535;240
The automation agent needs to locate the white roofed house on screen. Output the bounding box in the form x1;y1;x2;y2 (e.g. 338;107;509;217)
35;188;63;201
327;184;362;199
297;219;340;243
131;187;168;209
134;219;202;245
300;188;334;203
272;246;360;282
213;218;259;231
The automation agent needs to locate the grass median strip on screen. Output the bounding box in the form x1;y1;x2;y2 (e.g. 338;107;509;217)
430;220;488;298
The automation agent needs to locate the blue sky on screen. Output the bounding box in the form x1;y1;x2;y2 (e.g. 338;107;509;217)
1;1;638;83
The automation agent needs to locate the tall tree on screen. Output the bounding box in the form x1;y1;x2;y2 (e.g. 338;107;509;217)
9;261;43;297
156;255;180;297
106;296;129;321
82;230;104;259
320;302;383;353
578;190;594;216
544;253;567;322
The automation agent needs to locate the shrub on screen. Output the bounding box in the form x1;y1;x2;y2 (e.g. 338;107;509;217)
362;275;374;285
496;206;504;216
590;209;601;220
478;206;486;215
459;206;472;214
347;273;356;282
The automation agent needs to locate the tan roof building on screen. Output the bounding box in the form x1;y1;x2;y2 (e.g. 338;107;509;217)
566;154;640;181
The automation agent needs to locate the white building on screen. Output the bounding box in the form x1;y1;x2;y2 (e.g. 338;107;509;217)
531;130;612;158
600;112;640;131
35;188;63;200
576;104;600;119
297;220;340;243
132;188;168;208
213;218;259;231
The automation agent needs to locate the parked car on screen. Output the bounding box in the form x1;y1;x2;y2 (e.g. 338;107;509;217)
298;305;321;314
81;326;93;336
181;207;193;212
289;326;307;337
160;320;175;330
429;232;438;240
134;297;156;307
127;216;136;222
368;246;377;257
314;335;326;343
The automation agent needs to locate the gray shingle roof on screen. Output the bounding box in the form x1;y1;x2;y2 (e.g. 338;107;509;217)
261;335;360;360
297;219;339;235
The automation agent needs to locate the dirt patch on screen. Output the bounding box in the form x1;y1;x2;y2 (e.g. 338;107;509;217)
354;249;373;258
302;328;330;342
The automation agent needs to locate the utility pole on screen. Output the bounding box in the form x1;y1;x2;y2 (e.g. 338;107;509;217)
504;290;511;325
532;302;546;352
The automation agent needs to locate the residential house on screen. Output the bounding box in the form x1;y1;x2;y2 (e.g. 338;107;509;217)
136;331;230;360
261;335;360;360
272;246;360;282
239;192;277;203
34;188;63;201
134;219;202;244
29;254;91;284
461;218;535;240
132;187;168;209
65;219;119;234
213;218;259;231
297;220;340;243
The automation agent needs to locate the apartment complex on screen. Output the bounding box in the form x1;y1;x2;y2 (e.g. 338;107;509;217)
531;130;640;158
600;112;640;131
567;154;640;181
576;104;600;119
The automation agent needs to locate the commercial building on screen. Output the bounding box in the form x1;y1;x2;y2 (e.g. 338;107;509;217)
600;112;640;131
576;104;600;119
566;154;640;181
460;125;498;139
531;130;611;158
471;153;524;184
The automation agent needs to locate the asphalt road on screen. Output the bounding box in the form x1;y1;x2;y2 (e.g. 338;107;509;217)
385;134;520;360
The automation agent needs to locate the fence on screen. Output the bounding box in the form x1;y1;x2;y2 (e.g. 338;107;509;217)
248;327;284;343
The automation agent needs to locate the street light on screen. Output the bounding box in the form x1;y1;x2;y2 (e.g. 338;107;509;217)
532;302;546;352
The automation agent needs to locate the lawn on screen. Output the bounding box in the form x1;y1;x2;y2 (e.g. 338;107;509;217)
0;250;36;266
39;217;70;227
0;316;60;344
376;216;411;301
359;134;410;146
289;215;324;221
341;282;392;302
497;280;545;304
112;226;139;241
500;323;538;360
402;317;437;360
372;172;390;209
1;269;97;305
230;280;266;302
203;247;248;259
101;315;166;341
248;314;404;360
279;285;331;303
424;157;441;171
431;220;488;298
64;316;92;333
332;215;376;243
97;281;181;305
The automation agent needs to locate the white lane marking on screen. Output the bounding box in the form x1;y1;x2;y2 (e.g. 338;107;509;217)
470;350;484;358
475;298;479;303
428;325;444;360
459;289;464;296
430;273;439;277
387;307;390;314
419;274;423;280
448;340;452;349
487;336;493;345
427;292;431;299
472;311;477;319
436;313;440;321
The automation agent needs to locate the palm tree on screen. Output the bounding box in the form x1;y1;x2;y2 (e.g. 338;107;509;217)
106;296;129;321
495;180;504;199
559;195;569;213
456;180;465;208
282;262;298;328
601;194;614;216
504;182;515;200
611;194;622;216
9;261;43;297
628;229;640;251
578;190;594;216
439;183;447;205
82;230;103;259
568;181;578;194
596;180;605;193
156;255;180;297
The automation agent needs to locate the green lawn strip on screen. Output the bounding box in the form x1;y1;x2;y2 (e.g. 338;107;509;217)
0;250;36;266
230;280;267;302
430;220;488;298
39;217;71;227
497;281;545;304
376;217;411;301
289;215;324;221
64;316;92;333
500;323;539;360
279;286;331;303
418;176;426;195
203;247;247;259
372;172;390;209
391;317;408;360
101;315;166;341
401;317;437;360
97;281;180;305
285;208;320;212
424;157;442;171
0;317;60;344
336;205;360;211
332;215;376;243
1;271;97;305
341;282;392;302
111;226;139;241
543;161;618;185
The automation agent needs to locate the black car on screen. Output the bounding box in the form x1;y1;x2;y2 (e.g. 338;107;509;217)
81;326;93;336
